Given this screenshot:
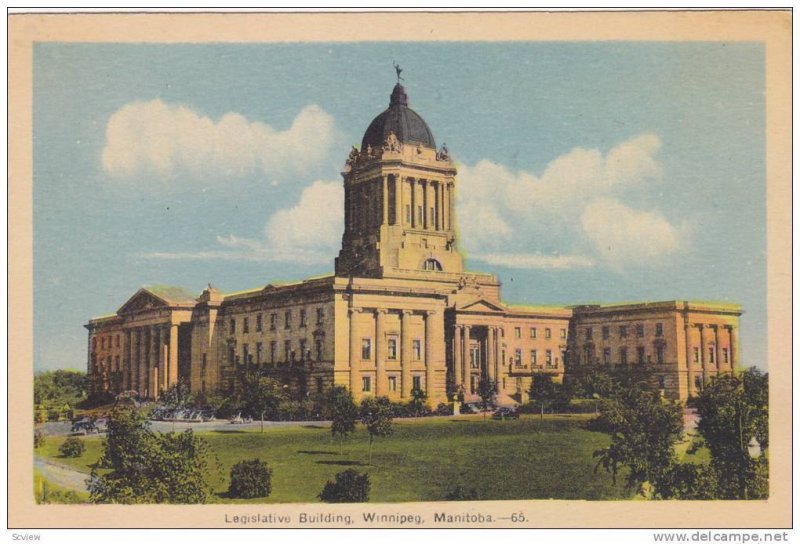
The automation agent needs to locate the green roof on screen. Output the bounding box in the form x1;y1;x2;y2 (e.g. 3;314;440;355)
144;285;197;304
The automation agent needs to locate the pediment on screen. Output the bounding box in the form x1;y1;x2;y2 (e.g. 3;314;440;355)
117;289;170;315
458;298;507;313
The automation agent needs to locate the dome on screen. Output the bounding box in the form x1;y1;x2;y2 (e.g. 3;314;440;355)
361;84;436;151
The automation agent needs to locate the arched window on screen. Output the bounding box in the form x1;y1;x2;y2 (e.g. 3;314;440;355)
422;258;443;271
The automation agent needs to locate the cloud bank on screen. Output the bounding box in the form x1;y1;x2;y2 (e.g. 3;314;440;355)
102;99;338;182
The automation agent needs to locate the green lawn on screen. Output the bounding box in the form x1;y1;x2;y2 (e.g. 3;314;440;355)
36;415;634;503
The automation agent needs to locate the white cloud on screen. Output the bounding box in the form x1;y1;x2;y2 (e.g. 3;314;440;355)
457;133;687;270
580;198;688;269
142;180;343;266
101;99;338;182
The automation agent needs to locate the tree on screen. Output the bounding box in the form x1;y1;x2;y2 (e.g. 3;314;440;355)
407;387;430;417
528;373;569;420
34;430;46;449
161;381;194;431
476;377;496;420
59;437;86;458
318;469;370;503
592;384;684;495
328;386;358;454
234;363;288;430
359;396;394;464
228;459;272;499
564;365;617;399
693;367;768;499
88;405;213;504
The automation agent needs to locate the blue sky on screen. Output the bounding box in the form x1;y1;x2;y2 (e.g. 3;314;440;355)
33;42;766;372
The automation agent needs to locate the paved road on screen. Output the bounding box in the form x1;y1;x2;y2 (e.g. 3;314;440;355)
34;457;90;493
39;418;334;436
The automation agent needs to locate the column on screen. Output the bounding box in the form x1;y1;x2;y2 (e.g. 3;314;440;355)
400;311;413;399
712;325;720;377
349;308;361;395
169;323;179;387
684;317;695;396
382;176;389;226
151;326;161;399
395;176;403;226
728;326;737;372
463;325;471;393
410;178;416;228
424;311;437;399
448;182;455;231
138;328;148;397
487;326;497;388
131;328;139;394
699;324;709;385
123;330;132;391
375;309;387;396
437;182;444;231
161;326;169;394
453;325;463;397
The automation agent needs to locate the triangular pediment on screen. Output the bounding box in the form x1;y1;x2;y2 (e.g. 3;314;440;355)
458;298;507;313
117;289;171;315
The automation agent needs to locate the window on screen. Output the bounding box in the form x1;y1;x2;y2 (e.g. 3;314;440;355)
636;324;645;337
243;317;249;334
619;325;628;338
514;349;522;366
514;327;521;339
285;310;292;329
270;313;277;331
584;346;593;364
530;349;538;366
530;327;537;339
412;376;422;391
655;322;663;337
316;307;324;325
284;340;292;362
560;328;567;340
545;328;551;339
545;350;553;366
722;347;729;364
412;339;422;360
270;341;277;363
658;376;666;389
693;347;700;363
695;376;702;390
361;338;372;360
603;347;611;364
299;339;308;360
300;308;307;327
230;319;236;334
115;335;120;347
709;346;716;364
585;327;593;340
101;337;105;349
114;355;120;370
418;205;423;224
620;347;628;365
656;345;665;364
406;204;411;224
362;377;371;392
316;377;324;393
256;314;263;332
423;258;442;271
256;342;263;364
315;338;324;360
229;346;236;364
602;326;610;340
388;376;397;391
202;353;207;375
637;346;646;364
387;337;398;360
242;344;250;365
500;328;505;338
422;238;428;249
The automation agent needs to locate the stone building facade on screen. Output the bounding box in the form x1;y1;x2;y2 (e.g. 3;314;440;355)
85;82;741;404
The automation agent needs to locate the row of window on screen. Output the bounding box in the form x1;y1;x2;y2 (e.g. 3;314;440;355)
512;348;559;368
361;337;423;361
362;375;422;393
692;346;730;365
584;323;664;341
94;335;121;351
590;345;665;365
232;338;325;365
229;307;325;335
512;327;567;340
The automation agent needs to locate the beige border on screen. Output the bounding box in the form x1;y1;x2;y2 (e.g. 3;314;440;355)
8;10;792;529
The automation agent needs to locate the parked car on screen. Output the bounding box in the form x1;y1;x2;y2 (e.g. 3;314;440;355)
71;418;97;435
491;407;520;420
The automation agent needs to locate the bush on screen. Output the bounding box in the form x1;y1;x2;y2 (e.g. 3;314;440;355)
34;429;46;449
59;437;85;458
445;485;479;501
318;469;370;503
228;459;272;499
434;402;453;416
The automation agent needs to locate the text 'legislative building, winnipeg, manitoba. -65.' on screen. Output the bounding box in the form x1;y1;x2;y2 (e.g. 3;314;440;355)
85;79;742;405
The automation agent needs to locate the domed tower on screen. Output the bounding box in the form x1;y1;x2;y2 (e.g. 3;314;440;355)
335;81;462;278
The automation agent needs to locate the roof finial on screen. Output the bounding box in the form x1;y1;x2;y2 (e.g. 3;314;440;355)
393;61;404;83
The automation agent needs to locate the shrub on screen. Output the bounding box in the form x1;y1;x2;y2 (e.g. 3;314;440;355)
318;469;370;503
445;485;479;501
228;459;272;499
59;437;85;458
434;402;453;416
34;429;46;449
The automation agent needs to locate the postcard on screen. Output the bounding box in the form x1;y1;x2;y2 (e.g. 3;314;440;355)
7;10;792;530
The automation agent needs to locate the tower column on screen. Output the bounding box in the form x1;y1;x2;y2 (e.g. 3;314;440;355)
401;311;413;399
395;176;403;226
453;325;462;398
448;182;454;231
382;175;389;226
349;308;361;395
410;178;416;228
375;309;387;396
